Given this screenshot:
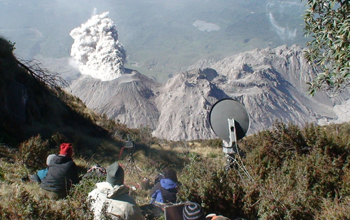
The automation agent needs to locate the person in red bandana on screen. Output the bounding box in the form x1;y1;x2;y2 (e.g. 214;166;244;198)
40;143;80;199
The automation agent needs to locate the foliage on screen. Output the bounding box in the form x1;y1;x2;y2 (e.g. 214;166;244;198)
179;122;350;219
0;182;95;220
1;43;350;219
0;130;188;220
303;0;350;94
0;37;15;55
178;157;244;218
16;134;49;171
1;121;350;219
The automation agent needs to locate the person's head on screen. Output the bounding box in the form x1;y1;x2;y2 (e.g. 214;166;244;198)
163;167;178;182
106;162;124;186
205;214;231;220
211;217;230;220
59;143;73;157
183;202;205;220
46;154;56;166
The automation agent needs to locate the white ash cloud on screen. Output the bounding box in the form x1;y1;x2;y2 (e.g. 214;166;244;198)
70;11;126;81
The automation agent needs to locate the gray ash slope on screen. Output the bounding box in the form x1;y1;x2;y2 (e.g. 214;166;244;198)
69;45;350;141
69;70;162;130
189;44;346;134
152;68;229;140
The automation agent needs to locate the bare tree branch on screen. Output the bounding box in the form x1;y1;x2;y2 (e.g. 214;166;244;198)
17;59;69;89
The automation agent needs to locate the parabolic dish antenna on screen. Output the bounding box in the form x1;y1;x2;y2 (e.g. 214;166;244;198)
209;98;250;143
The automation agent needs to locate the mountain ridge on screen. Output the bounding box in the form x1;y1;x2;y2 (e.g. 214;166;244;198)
68;44;350;141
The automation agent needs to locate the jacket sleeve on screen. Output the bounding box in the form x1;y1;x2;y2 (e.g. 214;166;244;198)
149;182;161;197
70;162;80;184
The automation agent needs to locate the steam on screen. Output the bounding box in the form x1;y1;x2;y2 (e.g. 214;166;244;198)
268;13;296;41
70;11;126;81
266;0;303;41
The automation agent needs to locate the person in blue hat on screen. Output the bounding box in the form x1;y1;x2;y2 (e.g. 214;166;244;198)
149;167;179;205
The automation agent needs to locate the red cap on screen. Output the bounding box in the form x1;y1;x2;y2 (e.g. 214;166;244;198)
60;143;73;157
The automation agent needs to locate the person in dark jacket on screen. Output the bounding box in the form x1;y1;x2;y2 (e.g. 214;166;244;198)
40;143;80;199
149;167;179;204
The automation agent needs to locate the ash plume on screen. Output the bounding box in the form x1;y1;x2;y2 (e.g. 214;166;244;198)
70;11;126;81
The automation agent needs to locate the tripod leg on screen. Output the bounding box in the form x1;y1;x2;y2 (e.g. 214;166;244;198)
124;157;133;170
130;158;142;181
124;154;143;185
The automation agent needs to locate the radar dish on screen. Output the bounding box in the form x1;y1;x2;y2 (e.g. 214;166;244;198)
209;98;249;142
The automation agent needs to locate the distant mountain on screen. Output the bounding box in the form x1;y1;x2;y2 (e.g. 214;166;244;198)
0;0;308;82
152;68;226;140
189;45;348;134
68;44;350;141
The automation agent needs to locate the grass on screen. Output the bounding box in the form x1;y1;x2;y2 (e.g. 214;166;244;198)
1;121;350;219
0;138;222;219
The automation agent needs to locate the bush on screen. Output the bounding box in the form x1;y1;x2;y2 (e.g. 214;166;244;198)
0;183;95;220
178;157;245;218
16;135;49;171
178;122;350;219
1;121;350;219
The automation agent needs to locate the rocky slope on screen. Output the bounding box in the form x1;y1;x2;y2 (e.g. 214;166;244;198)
65;12;350;141
152;68;228;140
68;43;350;141
69;70;161;130
189;44;345;133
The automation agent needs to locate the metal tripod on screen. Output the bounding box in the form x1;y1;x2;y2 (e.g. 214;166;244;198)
124;152;142;182
224;118;254;185
225;153;254;185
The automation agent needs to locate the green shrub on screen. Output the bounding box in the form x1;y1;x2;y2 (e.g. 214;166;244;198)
16;135;49;171
0;187;95;220
178;122;350;219
178;157;245;218
1;120;350;219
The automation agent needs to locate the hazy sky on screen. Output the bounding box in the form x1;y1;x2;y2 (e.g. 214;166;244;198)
0;0;308;80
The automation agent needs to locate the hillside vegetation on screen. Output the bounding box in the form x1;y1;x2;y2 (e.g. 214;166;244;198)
0;36;349;219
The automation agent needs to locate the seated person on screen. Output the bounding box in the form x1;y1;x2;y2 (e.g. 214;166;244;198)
40;143;80;199
29;154;56;183
149;167;179;205
88;162;144;220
